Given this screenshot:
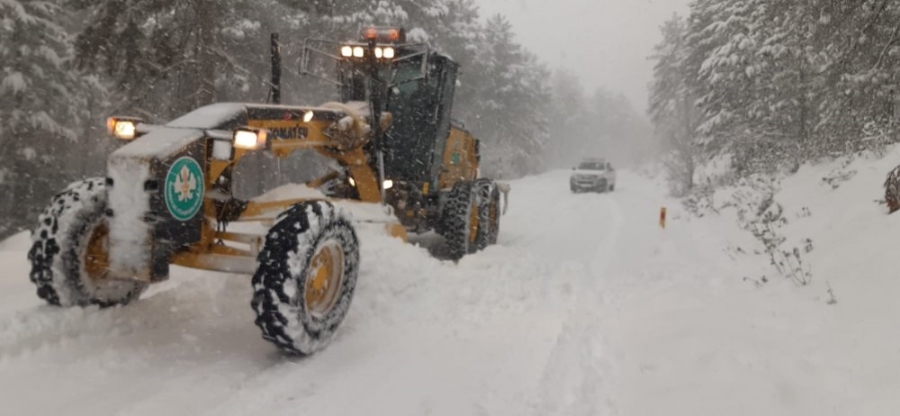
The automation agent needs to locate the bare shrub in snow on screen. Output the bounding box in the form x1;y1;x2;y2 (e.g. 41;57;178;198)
822;169;858;190
826;282;838;305
802;238;814;254
744;195;813;286
682;184;717;217
820;158;858;190
708;176;814;286
773;248;813;287
743;276;768;289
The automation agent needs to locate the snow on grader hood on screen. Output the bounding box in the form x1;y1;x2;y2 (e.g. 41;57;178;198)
105;102;390;281
26;29;508;356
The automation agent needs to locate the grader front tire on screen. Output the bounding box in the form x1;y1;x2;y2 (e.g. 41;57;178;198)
885;165;900;214
251;201;360;355
27;178;147;307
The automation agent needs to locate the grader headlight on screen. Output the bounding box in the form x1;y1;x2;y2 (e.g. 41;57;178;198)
233;128;268;150
106;117;142;140
374;47;395;59
341;44;395;60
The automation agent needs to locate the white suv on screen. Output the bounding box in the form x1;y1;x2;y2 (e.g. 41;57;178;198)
570;159;616;193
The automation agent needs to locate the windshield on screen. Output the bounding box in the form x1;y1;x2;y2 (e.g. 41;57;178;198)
578;162;605;170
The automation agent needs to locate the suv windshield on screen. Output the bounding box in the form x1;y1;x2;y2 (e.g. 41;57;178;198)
578;162;606;171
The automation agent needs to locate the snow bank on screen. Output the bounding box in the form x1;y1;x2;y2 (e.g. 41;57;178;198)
0;231;29;252
695;146;900;292
609;146;900;415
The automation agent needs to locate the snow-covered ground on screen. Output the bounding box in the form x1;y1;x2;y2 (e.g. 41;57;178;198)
2;162;900;415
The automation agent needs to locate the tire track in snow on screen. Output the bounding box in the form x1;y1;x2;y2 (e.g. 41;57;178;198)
530;191;624;415
0;270;237;358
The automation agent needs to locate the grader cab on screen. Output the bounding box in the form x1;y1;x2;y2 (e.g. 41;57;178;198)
304;28;505;241
26;27;507;355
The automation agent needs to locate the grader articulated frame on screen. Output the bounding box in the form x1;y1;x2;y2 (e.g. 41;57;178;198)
26;27;506;355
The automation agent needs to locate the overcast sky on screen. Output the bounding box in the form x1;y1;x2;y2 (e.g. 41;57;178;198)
476;0;691;113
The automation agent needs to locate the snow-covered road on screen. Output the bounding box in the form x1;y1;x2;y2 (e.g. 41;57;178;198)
0;169;891;415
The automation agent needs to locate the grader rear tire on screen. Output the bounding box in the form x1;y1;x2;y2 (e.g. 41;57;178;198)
473;179;501;250
441;181;481;261
251;201;360;355
487;183;502;245
28;178;147;307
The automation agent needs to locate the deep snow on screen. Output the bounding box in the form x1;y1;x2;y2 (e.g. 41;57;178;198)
2;163;900;415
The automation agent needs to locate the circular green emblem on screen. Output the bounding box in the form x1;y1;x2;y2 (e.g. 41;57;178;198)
165;156;205;221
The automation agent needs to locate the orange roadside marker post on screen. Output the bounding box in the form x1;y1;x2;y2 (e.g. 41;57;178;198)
660;207;667;229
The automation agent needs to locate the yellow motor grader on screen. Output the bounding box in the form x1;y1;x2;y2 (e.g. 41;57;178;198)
26;28;507;355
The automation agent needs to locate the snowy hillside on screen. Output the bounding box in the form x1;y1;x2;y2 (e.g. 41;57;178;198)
3;163;900;415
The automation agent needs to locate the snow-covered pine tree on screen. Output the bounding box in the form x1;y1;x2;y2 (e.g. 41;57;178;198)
469;14;550;178
0;0;87;239
417;0;483;128
690;0;766;142
650;14;704;194
813;0;900;156
658;0;900;179
72;0;293;120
